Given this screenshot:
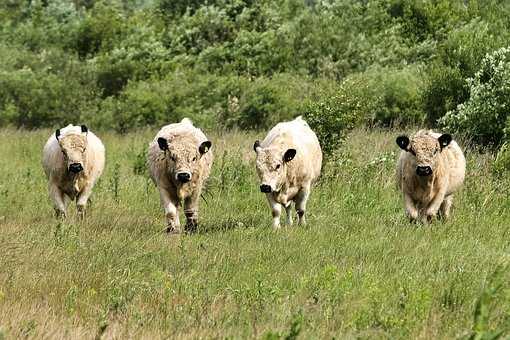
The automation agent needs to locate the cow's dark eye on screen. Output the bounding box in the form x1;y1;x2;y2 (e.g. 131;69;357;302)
193;156;197;162
275;164;281;170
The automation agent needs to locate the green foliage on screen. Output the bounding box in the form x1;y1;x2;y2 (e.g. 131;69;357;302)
71;0;126;58
493;143;510;177
422;63;468;126
303;66;424;156
362;66;425;127
467;266;508;340
0;45;98;128
97;70;232;132
440;47;510;147
302;76;368;156
225;74;318;130
1;0;510;143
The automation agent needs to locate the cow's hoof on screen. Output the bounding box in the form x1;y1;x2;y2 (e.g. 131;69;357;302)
166;226;181;234
184;221;198;234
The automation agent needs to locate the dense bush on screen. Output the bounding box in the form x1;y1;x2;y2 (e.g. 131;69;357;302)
302;76;370;156
440;47;510;147
362;66;425;127
1;0;510;143
0;45;98;128
421;64;467;126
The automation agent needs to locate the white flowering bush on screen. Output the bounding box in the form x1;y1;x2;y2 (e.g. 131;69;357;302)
440;47;510;146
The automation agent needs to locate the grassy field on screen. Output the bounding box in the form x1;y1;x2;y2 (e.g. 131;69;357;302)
0;128;509;339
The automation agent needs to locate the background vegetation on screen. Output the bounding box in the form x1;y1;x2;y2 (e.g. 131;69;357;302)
1;0;510;152
0;129;509;338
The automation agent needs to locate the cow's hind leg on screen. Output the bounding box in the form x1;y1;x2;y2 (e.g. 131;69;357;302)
295;184;311;226
439;195;453;220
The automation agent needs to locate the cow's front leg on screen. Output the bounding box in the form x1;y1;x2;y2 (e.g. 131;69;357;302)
159;187;180;233
184;191;200;233
76;186;93;220
439;194;453;220
284;203;293;226
49;183;67;219
295;184;311;225
266;194;282;229
403;192;418;222
424;189;447;223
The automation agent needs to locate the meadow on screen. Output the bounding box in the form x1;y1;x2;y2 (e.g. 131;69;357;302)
0;128;509;339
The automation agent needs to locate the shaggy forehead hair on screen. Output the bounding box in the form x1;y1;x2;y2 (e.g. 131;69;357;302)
59;134;86;150
168;134;200;156
410;131;441;165
256;148;282;168
411;132;439;152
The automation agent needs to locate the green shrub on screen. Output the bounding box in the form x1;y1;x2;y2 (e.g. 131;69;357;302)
92;14;169;96
363;66;425;127
440;47;510;147
302;76;370;156
0;46;98;128
422;64;468;126
223;74;318;130
97;70;232;132
493;142;510;176
423;18;509;126
71;0;126;58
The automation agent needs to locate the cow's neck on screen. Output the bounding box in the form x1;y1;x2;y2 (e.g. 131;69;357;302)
415;173;435;188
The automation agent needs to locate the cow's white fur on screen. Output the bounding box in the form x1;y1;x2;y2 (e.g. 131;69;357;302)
255;116;322;228
396;130;466;222
42;124;105;218
148;118;213;233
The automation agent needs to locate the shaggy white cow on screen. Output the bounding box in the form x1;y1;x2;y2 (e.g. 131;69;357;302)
148;118;213;233
253;116;322;229
42;124;105;218
396;130;466;223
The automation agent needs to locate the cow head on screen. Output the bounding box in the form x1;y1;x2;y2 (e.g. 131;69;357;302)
396;133;452;177
253;140;296;193
157;135;211;184
56;125;88;174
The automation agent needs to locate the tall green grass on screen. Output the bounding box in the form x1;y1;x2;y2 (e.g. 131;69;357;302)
0;128;508;339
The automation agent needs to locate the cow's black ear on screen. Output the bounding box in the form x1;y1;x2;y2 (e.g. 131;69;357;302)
438;134;452;149
199;141;212;154
283;149;296;162
81;125;88;133
396;135;410;150
55;129;60;140
157;137;169;151
253;140;261;152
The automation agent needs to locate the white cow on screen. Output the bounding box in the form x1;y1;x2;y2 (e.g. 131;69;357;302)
396;130;466;222
147;118;213;233
254;116;322;228
42;124;105;218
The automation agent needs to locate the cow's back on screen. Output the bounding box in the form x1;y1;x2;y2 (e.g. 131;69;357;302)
428;132;465;194
262;117;322;182
84;132;106;183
